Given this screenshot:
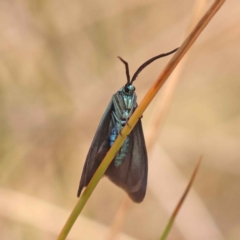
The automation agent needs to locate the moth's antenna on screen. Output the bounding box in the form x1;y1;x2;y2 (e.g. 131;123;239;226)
131;48;178;83
118;56;130;84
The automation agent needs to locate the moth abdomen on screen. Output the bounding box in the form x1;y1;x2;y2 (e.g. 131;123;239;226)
110;126;130;167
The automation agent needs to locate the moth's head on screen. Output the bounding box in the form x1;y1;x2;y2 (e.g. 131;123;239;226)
123;83;135;95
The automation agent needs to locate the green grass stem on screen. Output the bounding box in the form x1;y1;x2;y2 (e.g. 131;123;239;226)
57;1;225;239
160;156;202;240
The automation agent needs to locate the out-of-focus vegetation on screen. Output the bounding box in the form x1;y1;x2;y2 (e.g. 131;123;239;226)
0;0;239;240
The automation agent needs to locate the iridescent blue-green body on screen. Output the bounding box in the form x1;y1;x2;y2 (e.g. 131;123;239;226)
110;87;136;166
77;85;148;203
110;127;130;166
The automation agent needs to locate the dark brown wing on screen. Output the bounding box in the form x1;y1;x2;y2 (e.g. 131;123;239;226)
105;119;148;203
127;120;148;202
77;99;113;197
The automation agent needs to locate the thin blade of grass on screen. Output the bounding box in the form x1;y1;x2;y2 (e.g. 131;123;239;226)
159;156;202;240
107;1;221;239
57;1;225;239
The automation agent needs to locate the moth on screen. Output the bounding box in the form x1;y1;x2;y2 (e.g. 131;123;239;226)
78;48;178;203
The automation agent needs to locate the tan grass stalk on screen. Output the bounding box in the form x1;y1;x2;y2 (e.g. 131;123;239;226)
57;1;225;239
107;0;223;239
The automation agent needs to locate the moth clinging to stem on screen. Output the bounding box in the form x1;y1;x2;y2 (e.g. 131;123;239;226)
78;47;178;203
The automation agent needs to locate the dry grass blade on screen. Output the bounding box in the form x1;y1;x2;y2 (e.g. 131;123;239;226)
107;1;220;239
159;156;202;240
57;1;225;239
149;147;224;240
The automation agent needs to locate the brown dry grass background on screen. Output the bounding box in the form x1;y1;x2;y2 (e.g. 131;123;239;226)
0;0;239;239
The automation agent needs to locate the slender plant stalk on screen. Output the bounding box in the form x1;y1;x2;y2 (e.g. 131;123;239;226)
160;156;202;240
107;1;208;239
56;1;225;239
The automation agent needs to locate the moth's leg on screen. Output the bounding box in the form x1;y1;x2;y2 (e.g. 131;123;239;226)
112;112;123;136
119;123;128;139
126;121;132;129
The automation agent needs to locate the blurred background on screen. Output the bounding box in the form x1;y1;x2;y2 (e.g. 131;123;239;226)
0;0;239;239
